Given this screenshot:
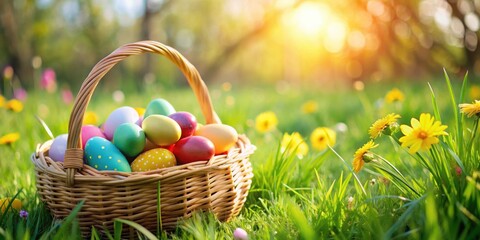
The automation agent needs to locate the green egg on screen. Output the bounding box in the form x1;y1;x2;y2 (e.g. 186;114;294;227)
144;98;176;118
113;123;146;157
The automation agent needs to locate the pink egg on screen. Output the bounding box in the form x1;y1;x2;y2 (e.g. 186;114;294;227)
81;125;106;148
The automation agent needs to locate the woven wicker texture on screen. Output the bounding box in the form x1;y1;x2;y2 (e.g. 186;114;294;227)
31;41;255;238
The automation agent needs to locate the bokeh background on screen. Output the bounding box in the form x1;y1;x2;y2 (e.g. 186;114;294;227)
1;0;480;92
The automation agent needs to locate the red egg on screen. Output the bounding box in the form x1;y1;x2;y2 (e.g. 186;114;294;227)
169;111;197;139
173;136;214;164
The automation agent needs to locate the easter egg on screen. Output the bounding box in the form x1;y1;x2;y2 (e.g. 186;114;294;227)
0;198;22;213
81;125;106;148
131;148;176;172
113;123;145;157
173;136;215;164
103;106;139;140
144;98;176;118
142;115;181;146
84;137;131;172
169;111;197;139
49;134;68;162
195;124;238;154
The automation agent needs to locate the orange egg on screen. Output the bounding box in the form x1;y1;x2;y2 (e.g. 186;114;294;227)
195;124;238;154
0;198;22;213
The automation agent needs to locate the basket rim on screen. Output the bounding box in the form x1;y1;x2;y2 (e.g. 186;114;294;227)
32;135;256;185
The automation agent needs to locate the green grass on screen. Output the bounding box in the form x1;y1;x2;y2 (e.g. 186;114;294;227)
1;74;479;239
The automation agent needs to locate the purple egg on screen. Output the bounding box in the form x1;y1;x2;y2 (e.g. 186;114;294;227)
136;116;144;127
81;125;106;148
103;106;139;140
49;134;68;162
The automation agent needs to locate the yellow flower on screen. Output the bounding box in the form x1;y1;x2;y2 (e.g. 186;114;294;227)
459;100;480;118
0;132;20;145
134;107;146;117
301;100;318;114
470;85;480;100
0;198;22;213
0;95;5;108
5;99;23;112
83;111;99;125
310;127;336;151
353;140;378;172
368;113;401;139
385;88;404;103
255;111;278;133
399;113;448;154
281;132;309;159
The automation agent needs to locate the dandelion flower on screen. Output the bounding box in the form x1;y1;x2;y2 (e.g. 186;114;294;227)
281;132;309;159
83;111;99;125
368;113;401;139
310;127;336;151
459;100;480;118
0;132;20;145
399;113;448;154
470;85;480;100
0;198;22;213
385;88;404;103
255;111;278;133
353;140;378;172
5;99;23;112
0;94;5;108
134;107;146;117
301;100;318;114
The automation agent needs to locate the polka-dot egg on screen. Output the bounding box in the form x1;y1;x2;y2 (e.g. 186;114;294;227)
131;148;176;172
84;137;131;172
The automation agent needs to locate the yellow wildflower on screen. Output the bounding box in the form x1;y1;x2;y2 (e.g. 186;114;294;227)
301;100;318;114
0;198;22;213
353;140;378;172
470;85;480;100
310;127;336;151
134;107;146;117
83;111;99;125
459;100;480;118
368;113;401;139
281;132;309;159
0;132;20;145
0;94;5;108
399;113;448;154
5;99;23;112
385;88;404;103
255;111;278;133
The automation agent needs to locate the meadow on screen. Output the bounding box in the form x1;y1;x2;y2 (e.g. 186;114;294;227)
0;72;479;239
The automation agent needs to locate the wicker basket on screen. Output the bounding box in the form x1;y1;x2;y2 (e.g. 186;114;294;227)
31;41;255;237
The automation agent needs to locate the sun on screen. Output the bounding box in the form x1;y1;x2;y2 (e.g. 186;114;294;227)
288;2;329;38
284;2;349;53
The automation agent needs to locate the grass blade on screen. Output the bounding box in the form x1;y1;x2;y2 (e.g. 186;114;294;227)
114;219;158;240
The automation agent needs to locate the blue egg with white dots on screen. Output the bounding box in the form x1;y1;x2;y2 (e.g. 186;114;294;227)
84;137;131;172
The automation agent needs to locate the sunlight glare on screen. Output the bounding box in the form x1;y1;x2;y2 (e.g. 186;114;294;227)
287;2;329;38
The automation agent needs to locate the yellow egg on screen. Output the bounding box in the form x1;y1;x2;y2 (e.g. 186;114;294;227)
142;115;181;146
195;123;238;154
131;148;176;172
0;198;22;213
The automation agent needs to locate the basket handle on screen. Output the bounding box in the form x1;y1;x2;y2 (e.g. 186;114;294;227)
64;41;221;186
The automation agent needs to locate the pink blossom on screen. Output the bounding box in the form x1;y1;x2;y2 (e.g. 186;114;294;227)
3;65;14;79
40;68;57;93
61;88;73;104
13;88;27;101
233;228;248;240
